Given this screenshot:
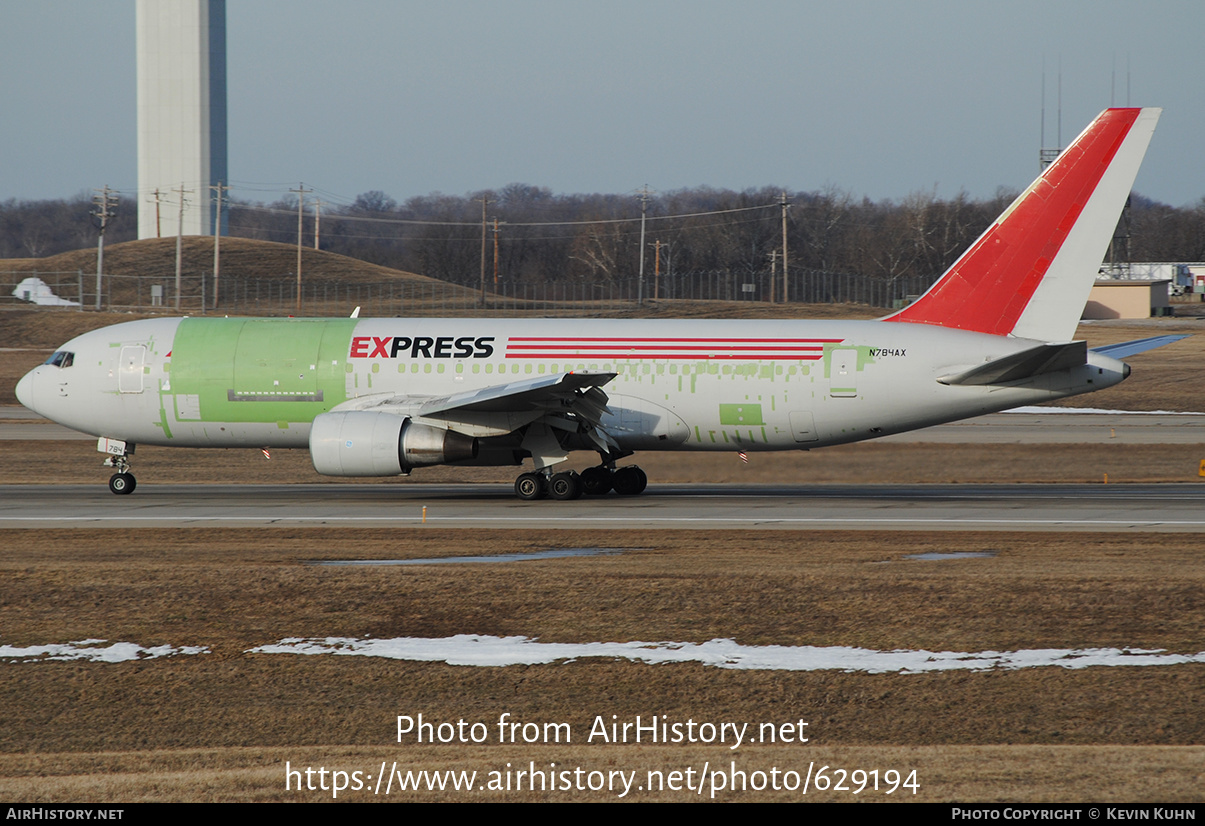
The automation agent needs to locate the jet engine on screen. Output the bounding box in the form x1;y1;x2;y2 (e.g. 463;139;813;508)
309;411;477;476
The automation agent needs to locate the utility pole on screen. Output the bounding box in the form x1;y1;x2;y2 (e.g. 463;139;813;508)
637;185;653;306
478;196;489;306
92;186;118;311
210;182;229;309
492;219;502;285
150;188;162;238
653;240;661;300
290;184;310;313
660;241;672;299
768;249;778;304
313;198;324;249
174;185;191;311
780;191;790;303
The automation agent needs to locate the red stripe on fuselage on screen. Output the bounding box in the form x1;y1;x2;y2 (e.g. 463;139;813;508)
504;352;825;360
506;345;824;352
508;337;845;343
503;336;841;360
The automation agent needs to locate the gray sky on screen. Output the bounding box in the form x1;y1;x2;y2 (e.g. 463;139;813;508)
2;0;1202;208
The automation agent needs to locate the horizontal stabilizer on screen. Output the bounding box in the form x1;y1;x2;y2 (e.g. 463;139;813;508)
1090;334;1188;360
938;341;1086;386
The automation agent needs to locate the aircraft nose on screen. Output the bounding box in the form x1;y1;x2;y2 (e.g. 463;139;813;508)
15;369;37;413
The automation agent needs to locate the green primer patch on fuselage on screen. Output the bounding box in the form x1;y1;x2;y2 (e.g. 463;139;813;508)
169;318;357;424
718;403;764;426
821;343;877;377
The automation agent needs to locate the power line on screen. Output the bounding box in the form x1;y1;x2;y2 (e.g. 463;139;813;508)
228;201;779;228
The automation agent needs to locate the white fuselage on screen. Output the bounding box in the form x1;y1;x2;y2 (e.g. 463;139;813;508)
16;316;1128;459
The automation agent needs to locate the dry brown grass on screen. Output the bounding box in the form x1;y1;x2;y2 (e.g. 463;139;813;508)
0;528;1201;800
2;528;1200;652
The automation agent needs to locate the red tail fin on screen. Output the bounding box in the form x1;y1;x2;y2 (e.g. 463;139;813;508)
884;108;1160;341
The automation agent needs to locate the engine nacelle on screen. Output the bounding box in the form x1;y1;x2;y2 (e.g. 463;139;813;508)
309;411;477;477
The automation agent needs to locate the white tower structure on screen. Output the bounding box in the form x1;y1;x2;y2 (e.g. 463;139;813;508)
136;0;227;239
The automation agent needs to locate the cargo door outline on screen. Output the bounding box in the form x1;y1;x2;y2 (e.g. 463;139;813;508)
830;348;858;398
118;345;146;394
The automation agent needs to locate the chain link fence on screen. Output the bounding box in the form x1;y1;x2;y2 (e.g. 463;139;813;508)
1;268;936;317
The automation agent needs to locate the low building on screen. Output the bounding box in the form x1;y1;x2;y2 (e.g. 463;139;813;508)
1083;279;1172;319
1099;262;1205;293
11;277;80;307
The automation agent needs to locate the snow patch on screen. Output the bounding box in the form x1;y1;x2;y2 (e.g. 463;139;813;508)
247;636;1205;673
0;639;209;663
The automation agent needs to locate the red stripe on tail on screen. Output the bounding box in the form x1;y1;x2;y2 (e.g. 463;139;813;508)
884;108;1141;336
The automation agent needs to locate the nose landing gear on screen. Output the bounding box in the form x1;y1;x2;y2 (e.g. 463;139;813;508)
108;471;136;495
100;439;137;495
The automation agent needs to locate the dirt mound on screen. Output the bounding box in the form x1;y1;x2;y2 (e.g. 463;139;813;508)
0;236;432;285
0;236;485;311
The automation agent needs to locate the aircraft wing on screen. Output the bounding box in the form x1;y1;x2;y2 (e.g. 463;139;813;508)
427;370;619;453
336;370;620;453
418;371;615;416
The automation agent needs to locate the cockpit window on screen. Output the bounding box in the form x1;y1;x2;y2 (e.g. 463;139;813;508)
44;351;74;368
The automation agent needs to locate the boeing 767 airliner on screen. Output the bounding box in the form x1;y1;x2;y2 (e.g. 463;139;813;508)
16;108;1181;500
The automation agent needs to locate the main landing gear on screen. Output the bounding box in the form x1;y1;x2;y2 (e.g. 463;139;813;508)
514;470;583;501
512;464;647;501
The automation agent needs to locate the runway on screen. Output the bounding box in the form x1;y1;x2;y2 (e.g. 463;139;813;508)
4;482;1204;532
